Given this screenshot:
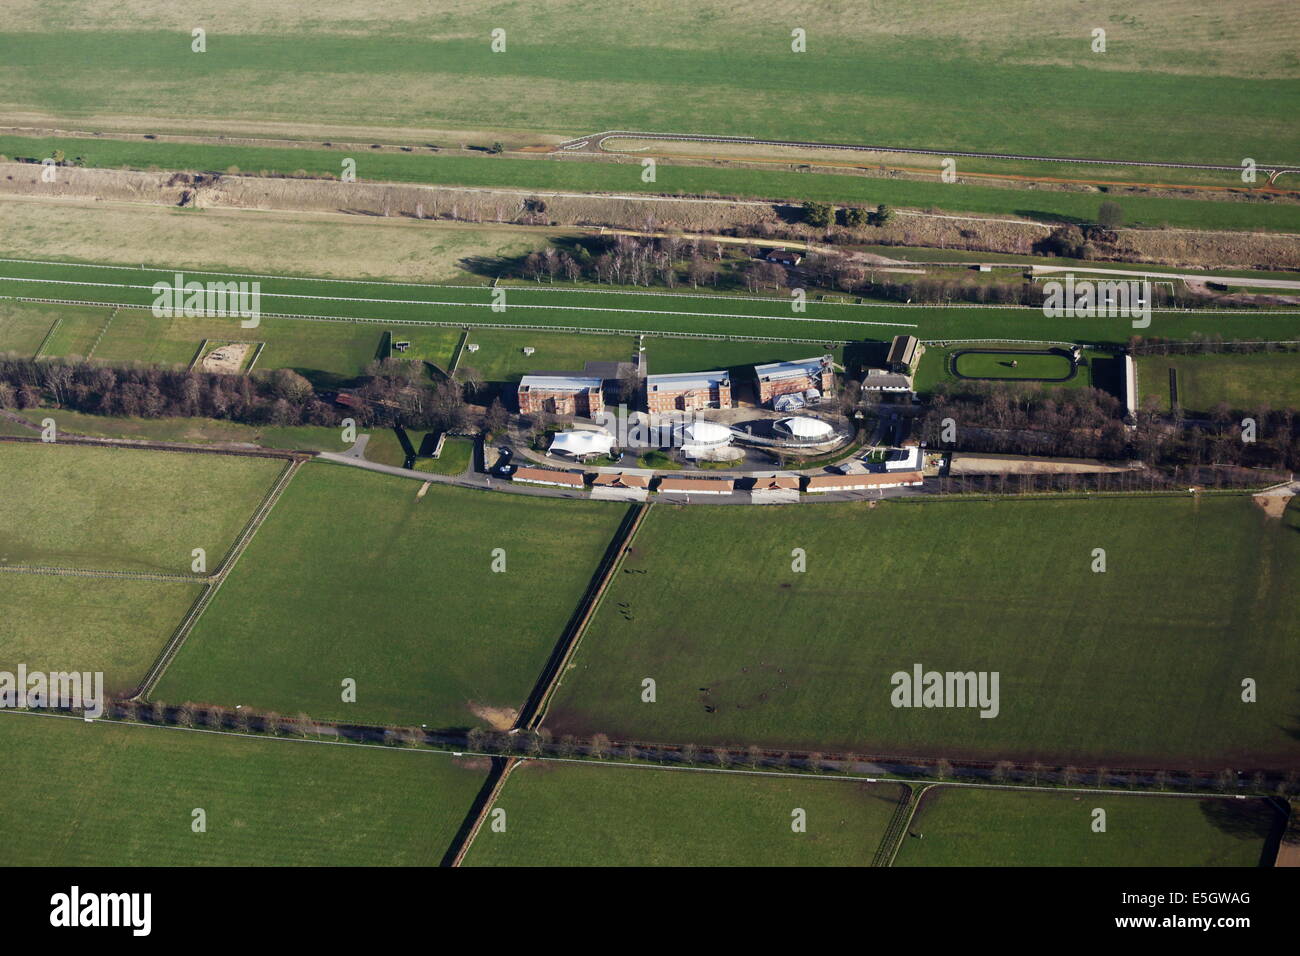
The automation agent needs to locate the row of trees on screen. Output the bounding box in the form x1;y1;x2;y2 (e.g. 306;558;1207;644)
76;696;1300;797
0;356;480;434
916;379;1300;473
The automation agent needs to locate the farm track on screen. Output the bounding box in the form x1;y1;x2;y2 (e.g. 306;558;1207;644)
871;784;921;867
560;130;1300;176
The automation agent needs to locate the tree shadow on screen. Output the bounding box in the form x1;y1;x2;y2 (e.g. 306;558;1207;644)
1198;797;1289;866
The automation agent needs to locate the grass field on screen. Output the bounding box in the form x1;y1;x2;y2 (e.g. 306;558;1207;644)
0;713;488;865
155;462;629;730
1136;351;1300;413
0;197;573;285
952;350;1076;381
0;2;1296;166
459;327;633;384
0;443;285;573
4;133;1299;234
5;257;1299;349
544;495;1300;769
895;786;1283;867
0;575;203;695
914;344;1120;395
0;299;60;356
466;761;905;866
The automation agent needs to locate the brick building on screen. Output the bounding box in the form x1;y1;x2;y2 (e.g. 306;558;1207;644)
516;374;605;417
754;355;835;406
645;370;732;413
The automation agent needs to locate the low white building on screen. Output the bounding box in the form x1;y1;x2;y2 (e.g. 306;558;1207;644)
548;429;615;460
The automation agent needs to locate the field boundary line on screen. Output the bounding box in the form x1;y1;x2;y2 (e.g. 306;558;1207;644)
133;458;302;699
0;279;923;328
4;298;864;347
523;502;650;731
0;564;200;583
882;784;933;867
84;307;118;360
448;757;518;868
6;711;1286;806
32;316;60;358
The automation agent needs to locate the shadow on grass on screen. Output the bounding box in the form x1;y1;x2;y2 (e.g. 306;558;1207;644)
1198;797;1290;867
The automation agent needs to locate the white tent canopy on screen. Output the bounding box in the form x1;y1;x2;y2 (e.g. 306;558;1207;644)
673;420;732;447
549;429;614;458
776;416;833;440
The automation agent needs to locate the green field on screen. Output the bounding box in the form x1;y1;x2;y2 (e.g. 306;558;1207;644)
0;575;203;695
459;327;633;385
5;257;1298;348
1;3;1297;168
0;442;285;573
0;300;61;356
915;344;1120;395
952;349;1077;381
156;462;629;729
545;495;1300;768
0;713;487;865
465;761;904;867
895;786;1283;867
1137;351;1300;414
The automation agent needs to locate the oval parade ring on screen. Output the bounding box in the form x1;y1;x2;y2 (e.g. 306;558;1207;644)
950;348;1078;383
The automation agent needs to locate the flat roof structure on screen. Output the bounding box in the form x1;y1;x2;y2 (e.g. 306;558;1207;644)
511;467;586;489
754;355;834;382
517;374;604;393
657;476;736;495
805;471;924;492
592;472;651;489
646;370;730;392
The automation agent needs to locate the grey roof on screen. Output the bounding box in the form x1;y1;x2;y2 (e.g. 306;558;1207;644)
755;355;832;381
647;370;730;391
861;370;912;390
518;374;603;392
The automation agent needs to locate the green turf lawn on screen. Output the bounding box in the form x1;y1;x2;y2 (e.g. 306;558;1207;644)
414;437;475;476
465;761;905;866
914;345;1118;396
460;328;633;385
0;575;203;696
952;350;1076;380
895;786;1282;867
2;2;1296;164
1136;352;1300;414
0;443;286;573
0;300;61;357
155;462;630;729
8;257;1297;348
358;429;474;474
0;713;488;865
386;326;463;372
545;495;1300;769
37;305;113;358
95;311;386;387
